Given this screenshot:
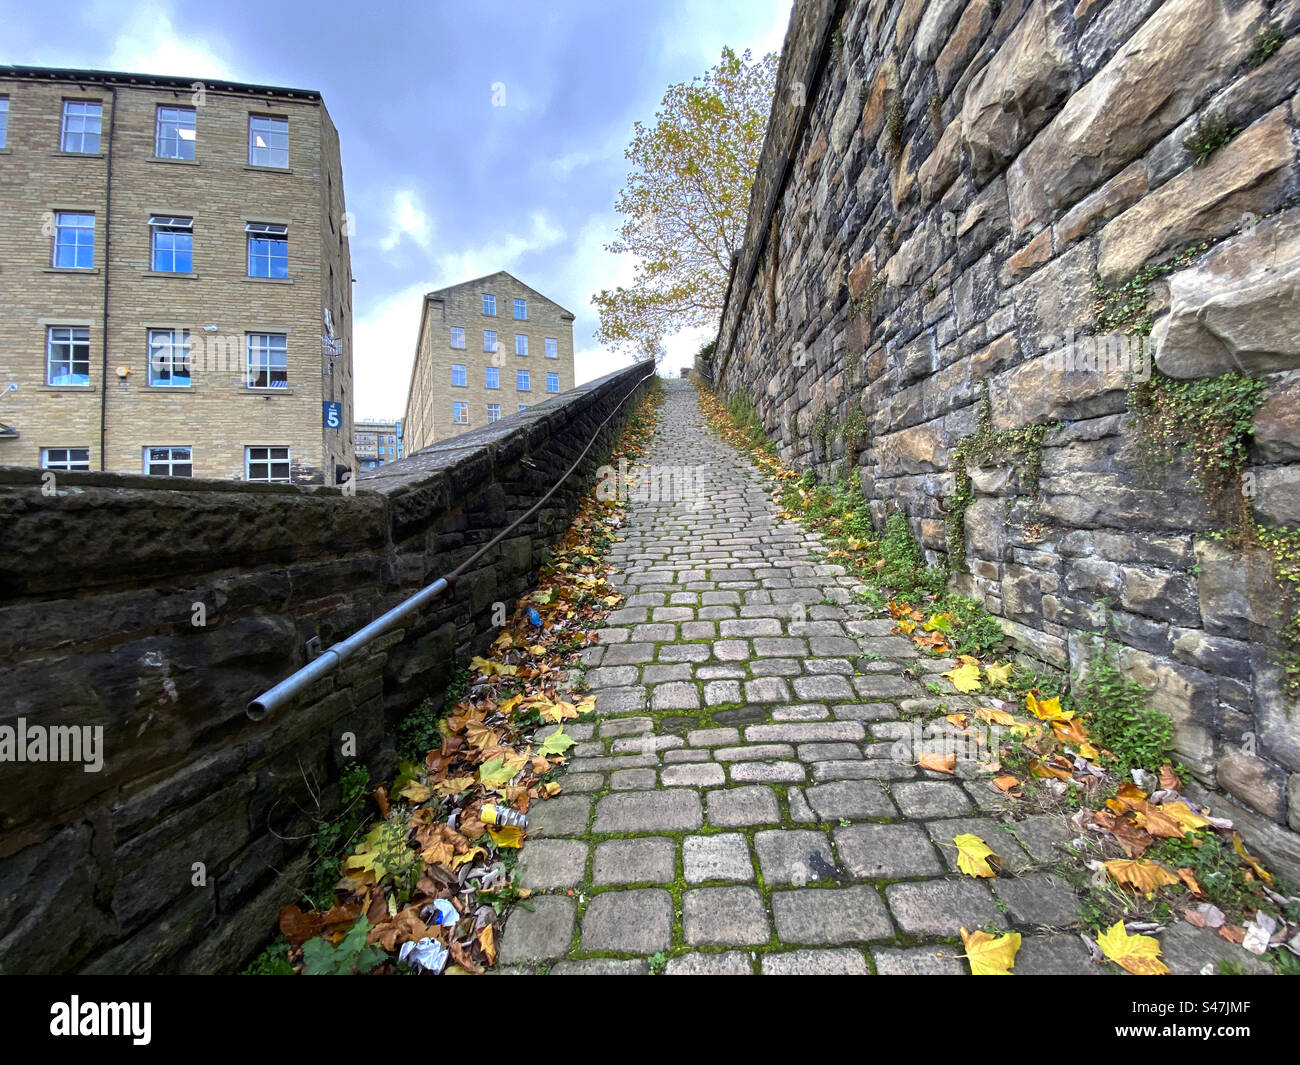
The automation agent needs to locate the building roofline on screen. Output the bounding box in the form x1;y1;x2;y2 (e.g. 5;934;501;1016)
0;64;323;102
423;270;576;319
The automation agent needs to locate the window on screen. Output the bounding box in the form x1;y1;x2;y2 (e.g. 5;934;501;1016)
483;330;498;353
148;328;191;387
0;97;8;149
513;298;527;319
545;337;558;359
246;445;291;482
486;404;501;422
449;326;465;349
246;333;288;388
246;222;288;278
452;401;468;424
149;215;193;273
41;447;89;471
481;294;496;316
485;366;499;389
515;334;528;356
60;101;102;153
546;372;560;393
52;212;94;269
143;446;193;477
248;115;288;168
155;106;196;159
451;364;467;387
46;326;90;385
517;369;530;391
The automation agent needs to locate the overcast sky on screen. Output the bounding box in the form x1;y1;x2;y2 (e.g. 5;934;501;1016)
1;0;792;419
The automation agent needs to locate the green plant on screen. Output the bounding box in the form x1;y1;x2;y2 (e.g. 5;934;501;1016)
851;273;887;322
885;97;905;158
935;594;1008;657
1244;23;1284;69
241;936;294;975
1257;526;1300;699
1094;243;1211;337
648;951;668;975
1184;118;1239;165
301;916;387;975
305;762;372;908
928;91;942;131
1071;628;1173;777
922;280;937;301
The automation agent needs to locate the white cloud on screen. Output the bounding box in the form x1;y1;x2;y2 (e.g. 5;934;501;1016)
101;2;242;81
379;189;433;253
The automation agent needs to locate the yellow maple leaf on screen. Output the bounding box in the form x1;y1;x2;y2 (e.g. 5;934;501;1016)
1097;921;1169;975
959;927;1021;975
1232;832;1272;883
1026;691;1072;721
399;782;431;803
975;706;1018;727
954;833;999;878
1104;859;1181;893
984;662;1013;686
432;775;475;797
943;662;982;693
1158;801;1209;834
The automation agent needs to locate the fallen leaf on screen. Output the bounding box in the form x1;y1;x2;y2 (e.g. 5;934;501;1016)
1097;921;1169;975
992;775;1020;792
959;927;1020;975
984;662;1013;686
918;752;956;775
975;706;1017;727
1232;832;1273;883
1177;867;1204;895
954;833;999;878
1103;859;1181;893
943;662;982;694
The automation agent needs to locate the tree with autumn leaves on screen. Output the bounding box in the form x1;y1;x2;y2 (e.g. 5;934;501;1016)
593;46;779;359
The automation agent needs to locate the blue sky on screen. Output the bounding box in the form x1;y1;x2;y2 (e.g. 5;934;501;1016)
1;0;792;419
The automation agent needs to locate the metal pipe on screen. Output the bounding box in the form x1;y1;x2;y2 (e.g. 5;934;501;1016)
247;362;655;719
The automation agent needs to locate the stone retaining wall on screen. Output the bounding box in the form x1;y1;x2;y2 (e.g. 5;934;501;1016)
0;362;653;973
714;0;1300;878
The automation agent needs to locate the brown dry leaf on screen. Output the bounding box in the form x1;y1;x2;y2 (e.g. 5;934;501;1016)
918;752;956;775
975;706;1018;727
278;905;321;946
1133;802;1188;840
1159;764;1181;791
1104;858;1181;893
448;940;483;974
1216;924;1246;945
992;775;1020;792
1093;810;1155;858
478;924;497;964
1177;867;1204;895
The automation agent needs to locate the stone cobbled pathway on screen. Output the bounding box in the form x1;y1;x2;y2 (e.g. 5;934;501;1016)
499;379;1096;975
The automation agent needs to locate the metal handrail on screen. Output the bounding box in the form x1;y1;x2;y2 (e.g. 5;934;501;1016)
247;362;656;719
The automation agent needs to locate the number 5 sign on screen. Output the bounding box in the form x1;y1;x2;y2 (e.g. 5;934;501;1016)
323;401;342;429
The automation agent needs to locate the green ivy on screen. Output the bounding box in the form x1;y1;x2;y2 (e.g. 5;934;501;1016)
1072;627;1173;777
1244;23;1284;69
1184;119;1239;166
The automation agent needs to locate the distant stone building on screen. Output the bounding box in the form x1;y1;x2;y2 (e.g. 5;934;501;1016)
354;417;402;469
403;271;575;452
0;65;354;484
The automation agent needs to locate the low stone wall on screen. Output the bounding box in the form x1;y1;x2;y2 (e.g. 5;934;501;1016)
0;362;653;973
714;0;1300;878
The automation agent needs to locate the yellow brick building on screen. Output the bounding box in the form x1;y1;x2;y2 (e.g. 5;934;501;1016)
403;271;575;452
0;65;354;484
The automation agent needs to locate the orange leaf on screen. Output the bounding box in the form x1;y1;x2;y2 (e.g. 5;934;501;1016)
918;752;956;775
992;775;1020;792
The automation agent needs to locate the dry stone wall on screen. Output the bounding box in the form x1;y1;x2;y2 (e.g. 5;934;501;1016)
0;362;652;973
714;0;1300;878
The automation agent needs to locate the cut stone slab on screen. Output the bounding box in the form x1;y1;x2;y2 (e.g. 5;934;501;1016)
1013;933;1104;976
593;790;703;833
770;886;894;944
730;761;806;783
580;889;673;954
592;837;675;886
805;780;897;820
528;795;592;838
665;951;754;975
610;768;658;790
991;872;1080;927
662;762;725;787
550;958;649;975
760;948;870;975
833;823;946;879
754;829;838;885
872;946;966;975
1009;813;1077;862
706;785;781;827
787;787;816;822
1158;920;1273;976
925;817;1033;873
885;879;1001;936
499;896;575;963
683;886;771;946
891;781;973;818
683;833;755;883
516;839;589;891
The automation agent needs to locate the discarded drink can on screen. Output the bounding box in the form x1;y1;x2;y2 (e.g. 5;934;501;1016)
480;804;528;829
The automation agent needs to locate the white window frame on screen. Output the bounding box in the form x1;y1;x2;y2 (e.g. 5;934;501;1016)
46;326;90;385
517;369;530;392
246;333;288;389
149;215;193;273
155;106;196;159
546;372;560;393
452;401;469;424
248;115;288;168
245;445;292;483
0;97;9;150
52;212;94;269
451;364;467;387
486;404;501;422
60;100;102;153
545;337;558;359
246;222;289;278
515;334;528;356
148;328;192;388
143;446;193;477
41;446;90;471
449;326;465;349
483;330;498;353
482;293;496;316
513;298;527;320
485;366;499;389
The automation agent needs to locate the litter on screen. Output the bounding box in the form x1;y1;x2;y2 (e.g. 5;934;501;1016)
399;938;449;974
